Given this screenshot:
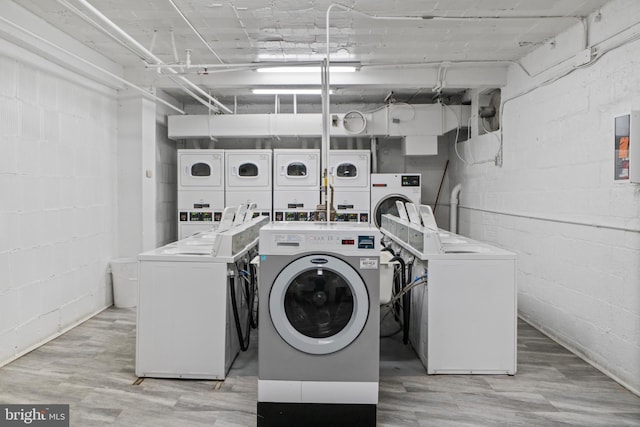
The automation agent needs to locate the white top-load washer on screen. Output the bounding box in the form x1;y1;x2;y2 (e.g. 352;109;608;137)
177;149;225;239
379;213;517;376
328;149;371;223
136;215;268;380
370;173;421;228
273;149;320;221
258;222;381;426
225;149;272;218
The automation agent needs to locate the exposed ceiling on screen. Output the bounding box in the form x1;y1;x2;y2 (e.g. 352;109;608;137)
15;0;612;110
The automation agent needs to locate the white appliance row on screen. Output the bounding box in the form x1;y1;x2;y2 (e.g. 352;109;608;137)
177;148;422;238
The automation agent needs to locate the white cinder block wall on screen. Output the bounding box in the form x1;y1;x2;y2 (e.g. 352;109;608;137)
0;52;117;363
156;122;177;245
450;0;640;394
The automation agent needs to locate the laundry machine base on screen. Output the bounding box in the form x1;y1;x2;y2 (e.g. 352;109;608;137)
257;402;376;427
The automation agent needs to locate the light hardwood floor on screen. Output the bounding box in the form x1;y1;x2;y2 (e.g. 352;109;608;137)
0;307;638;426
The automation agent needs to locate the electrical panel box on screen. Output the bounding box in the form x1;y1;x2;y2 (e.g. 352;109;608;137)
615;112;640;183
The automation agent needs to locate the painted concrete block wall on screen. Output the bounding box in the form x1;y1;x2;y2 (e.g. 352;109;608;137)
156;122;177;245
0;53;117;363
449;2;640;394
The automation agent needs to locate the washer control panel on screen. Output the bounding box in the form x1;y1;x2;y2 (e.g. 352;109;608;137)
401;174;421;187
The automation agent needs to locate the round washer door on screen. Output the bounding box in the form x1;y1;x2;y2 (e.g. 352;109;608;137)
269;254;369;355
374;194;411;227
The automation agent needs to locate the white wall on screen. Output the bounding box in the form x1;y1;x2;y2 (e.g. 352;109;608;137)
0;51;118;363
156;122;177;245
449;0;640;394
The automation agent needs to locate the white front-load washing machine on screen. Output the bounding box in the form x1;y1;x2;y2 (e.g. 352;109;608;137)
370;173;422;228
177;149;225;239
273;149;320;222
225;149;272;218
328;149;371;223
258;222;381;427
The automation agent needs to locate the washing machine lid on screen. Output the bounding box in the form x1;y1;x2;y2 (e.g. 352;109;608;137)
269;254;369;355
373;194;412;228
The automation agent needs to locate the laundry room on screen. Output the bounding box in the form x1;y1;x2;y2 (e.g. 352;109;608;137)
1;1;639;426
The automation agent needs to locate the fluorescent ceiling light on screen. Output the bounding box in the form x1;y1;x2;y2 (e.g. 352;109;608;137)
257;66;357;73
252;88;334;95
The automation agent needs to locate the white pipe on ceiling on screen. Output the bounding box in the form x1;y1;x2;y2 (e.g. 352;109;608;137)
73;0;233;114
167;0;224;65
0;15;185;115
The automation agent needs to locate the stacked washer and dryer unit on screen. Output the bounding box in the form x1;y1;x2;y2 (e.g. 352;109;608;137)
225;149;273;219
273;149;320;222
328;149;371;223
177;149;226;240
258;222;382;427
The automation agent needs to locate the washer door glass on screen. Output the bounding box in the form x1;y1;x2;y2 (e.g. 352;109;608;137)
336;163;358;178
284;269;352;338
238;162;259;177
287;162;307;177
374;195;410;227
191;162;211;177
270;255;369;355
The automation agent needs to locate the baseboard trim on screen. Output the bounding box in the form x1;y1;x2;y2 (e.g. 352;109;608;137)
518;314;639;397
0;304;112;369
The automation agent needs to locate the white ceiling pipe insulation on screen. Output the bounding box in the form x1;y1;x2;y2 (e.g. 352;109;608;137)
70;0;232;114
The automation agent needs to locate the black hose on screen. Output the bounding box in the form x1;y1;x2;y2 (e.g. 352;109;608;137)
249;263;258;329
381;246;395;256
389;256;405;326
229;275;252;351
403;262;413;345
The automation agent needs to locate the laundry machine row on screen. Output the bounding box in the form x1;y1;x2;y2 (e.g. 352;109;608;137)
178;149;373;233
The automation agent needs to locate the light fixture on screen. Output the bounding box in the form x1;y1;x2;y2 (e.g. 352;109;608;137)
256;66;357;73
252;88;334;95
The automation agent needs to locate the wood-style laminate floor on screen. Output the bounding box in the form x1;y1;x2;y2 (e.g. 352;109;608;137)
0;307;638;426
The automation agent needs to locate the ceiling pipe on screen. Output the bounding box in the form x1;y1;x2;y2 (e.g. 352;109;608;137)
72;0;233;114
324;3;428;221
56;0;147;61
167;0;225;64
0;15;185;115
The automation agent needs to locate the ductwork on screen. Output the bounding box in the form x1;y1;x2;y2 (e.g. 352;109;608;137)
168;104;471;143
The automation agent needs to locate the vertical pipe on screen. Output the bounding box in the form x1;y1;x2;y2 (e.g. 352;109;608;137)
450;183;462;233
371;137;378;173
321;58;330;221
